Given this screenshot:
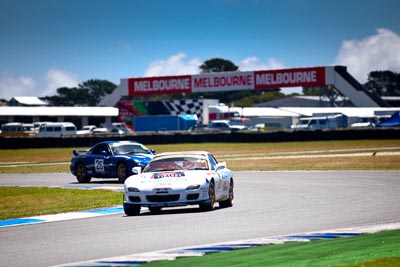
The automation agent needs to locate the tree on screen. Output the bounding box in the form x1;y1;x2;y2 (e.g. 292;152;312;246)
302;86;320;96
43;79;117;106
0;99;7;106
364;70;400;96
43;87;90;106
199;58;239;73
79;79;117;106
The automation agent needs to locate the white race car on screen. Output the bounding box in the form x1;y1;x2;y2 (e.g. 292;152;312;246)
123;151;234;216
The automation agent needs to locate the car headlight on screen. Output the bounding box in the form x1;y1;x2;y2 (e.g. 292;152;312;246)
127;187;140;192
186;184;201;190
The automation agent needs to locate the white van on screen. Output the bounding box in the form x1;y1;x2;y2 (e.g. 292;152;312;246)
38;122;77;137
291;114;347;130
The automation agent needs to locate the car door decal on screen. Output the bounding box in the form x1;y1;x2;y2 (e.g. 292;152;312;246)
95;159;105;172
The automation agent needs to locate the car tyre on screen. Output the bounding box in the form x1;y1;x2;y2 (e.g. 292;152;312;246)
76;163;91;183
219;179;234;208
117;163;128;183
123;203;141;216
200;181;216;212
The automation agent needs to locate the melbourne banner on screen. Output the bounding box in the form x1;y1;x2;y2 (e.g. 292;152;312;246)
128;67;326;96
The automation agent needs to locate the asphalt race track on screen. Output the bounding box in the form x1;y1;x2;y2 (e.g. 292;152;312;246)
1;171;400;267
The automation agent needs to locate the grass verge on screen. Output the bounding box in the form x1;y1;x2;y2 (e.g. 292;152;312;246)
144;230;400;267
1;140;400;173
1;140;400;163
0;187;122;220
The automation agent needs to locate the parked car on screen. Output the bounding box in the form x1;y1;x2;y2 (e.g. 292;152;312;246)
188;124;222;132
111;122;133;133
76;125;97;135
210;120;248;131
123;151;234;216
92;127;110;135
0;122;36;137
70;140;155;183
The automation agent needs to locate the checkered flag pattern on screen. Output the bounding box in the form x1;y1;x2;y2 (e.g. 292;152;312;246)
163;99;203;121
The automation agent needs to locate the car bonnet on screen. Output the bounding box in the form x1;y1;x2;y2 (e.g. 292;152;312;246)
125;170;213;189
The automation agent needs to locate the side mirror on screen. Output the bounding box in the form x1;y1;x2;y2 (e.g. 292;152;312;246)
151;149;156;154
131;166;142;175
215;162;226;171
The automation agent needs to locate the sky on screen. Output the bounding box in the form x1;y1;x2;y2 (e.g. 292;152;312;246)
1;0;400;100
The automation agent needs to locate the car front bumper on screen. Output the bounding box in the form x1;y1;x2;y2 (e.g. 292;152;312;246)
124;187;210;208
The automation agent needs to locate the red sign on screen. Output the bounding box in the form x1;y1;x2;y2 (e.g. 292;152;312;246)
127;67;327;96
192;72;254;92
254;67;326;90
128;75;192;96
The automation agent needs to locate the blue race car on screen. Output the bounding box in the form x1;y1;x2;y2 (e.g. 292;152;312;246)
70;140;155;183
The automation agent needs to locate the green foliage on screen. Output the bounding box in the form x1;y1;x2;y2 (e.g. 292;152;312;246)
43;79;117;106
364;70;400;96
303;85;322;95
79;79;117;105
199;58;239;73
233;90;284;106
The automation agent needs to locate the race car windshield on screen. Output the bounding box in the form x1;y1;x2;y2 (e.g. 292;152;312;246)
112;144;151;155
143;156;209;172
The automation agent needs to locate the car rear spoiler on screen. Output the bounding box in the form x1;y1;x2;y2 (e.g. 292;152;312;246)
73;150;89;156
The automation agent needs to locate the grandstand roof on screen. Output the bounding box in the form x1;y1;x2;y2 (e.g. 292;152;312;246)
0;106;118;116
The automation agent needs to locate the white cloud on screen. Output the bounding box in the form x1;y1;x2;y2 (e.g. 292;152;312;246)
239;57;285;71
144;52;202;76
43;68;80;96
335;28;400;83
0;73;36;100
0;68;80;100
144;53;287;75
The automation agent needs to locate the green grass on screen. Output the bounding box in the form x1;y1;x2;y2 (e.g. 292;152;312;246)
143;230;400;267
1;140;400;163
1;140;400;173
0;163;71;174
0;187;122;220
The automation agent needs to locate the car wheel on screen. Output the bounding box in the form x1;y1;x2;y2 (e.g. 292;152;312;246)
123;203;141;216
76;163;91;183
117;163;128;183
219;179;234;208
200;180;216;212
149;207;162;214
